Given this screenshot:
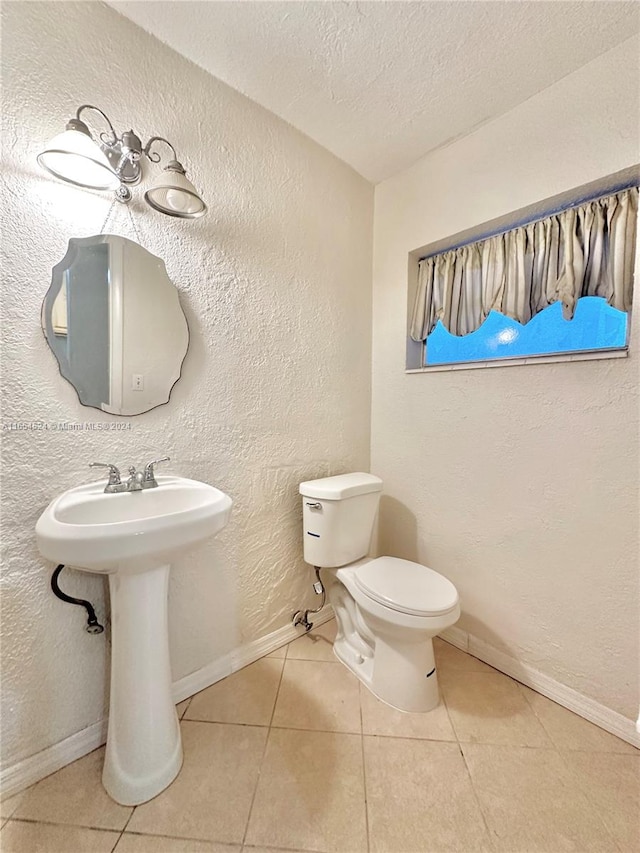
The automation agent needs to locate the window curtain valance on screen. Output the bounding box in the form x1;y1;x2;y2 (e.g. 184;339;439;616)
410;187;639;342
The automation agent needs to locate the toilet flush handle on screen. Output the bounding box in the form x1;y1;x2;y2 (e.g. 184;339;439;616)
306;501;322;510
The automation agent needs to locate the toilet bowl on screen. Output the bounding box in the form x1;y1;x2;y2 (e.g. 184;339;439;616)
299;473;460;712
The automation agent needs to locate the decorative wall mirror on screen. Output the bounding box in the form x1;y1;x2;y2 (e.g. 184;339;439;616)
42;235;189;416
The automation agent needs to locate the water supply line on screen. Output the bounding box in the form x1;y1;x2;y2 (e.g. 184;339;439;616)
51;565;105;634
292;567;325;632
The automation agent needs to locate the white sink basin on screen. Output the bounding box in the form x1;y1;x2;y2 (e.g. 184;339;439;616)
36;474;232;807
36;475;232;573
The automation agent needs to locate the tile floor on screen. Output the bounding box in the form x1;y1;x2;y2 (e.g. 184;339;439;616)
1;622;638;853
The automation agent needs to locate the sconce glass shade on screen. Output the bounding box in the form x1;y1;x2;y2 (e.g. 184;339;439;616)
38;124;120;191
144;162;206;219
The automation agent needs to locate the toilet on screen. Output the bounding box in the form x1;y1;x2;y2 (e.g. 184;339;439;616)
299;472;460;713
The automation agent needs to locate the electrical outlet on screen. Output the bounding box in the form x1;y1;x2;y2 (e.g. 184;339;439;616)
132;373;144;391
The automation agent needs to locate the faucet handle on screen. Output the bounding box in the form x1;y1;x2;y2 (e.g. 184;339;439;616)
143;456;170;484
89;462;122;485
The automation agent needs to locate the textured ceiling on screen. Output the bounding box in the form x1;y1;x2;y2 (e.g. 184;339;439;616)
109;1;639;183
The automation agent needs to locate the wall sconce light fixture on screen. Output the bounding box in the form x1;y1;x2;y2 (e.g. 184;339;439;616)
38;104;207;219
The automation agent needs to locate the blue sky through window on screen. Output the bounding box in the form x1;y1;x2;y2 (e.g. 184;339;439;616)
425;297;628;365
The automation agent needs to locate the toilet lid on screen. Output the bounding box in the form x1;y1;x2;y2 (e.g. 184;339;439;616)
354;557;459;617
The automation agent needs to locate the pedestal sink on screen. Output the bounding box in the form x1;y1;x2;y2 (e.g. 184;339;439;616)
36;475;232;805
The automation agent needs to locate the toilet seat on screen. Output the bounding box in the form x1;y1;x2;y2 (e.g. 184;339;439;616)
353;557;459;618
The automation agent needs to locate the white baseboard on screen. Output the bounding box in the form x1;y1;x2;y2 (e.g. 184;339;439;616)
439;625;469;652
439;626;640;749
171;605;335;703
0;718;109;802
5;610;634;798
0;606;335;798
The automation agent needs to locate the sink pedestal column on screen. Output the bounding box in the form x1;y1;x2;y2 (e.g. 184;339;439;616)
103;563;182;805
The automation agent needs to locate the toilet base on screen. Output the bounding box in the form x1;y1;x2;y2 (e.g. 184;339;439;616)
334;630;440;713
323;563;459;714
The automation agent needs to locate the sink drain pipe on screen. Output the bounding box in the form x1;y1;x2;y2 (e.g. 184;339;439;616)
292;567;325;632
51;565;104;634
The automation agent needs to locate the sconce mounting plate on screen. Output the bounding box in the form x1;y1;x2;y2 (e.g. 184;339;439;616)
103;145;142;185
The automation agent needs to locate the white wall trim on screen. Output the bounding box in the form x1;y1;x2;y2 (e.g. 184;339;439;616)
406;348;628;374
439;626;640;749
0;718;109;802
4;609;635;798
172;606;335;704
0;607;335;798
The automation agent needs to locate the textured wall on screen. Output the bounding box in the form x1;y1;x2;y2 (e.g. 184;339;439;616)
371;36;639;720
0;1;372;769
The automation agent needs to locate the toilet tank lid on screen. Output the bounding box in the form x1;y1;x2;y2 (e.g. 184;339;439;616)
299;472;383;500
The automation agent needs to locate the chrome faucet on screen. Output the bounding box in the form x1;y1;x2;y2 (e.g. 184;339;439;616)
89;457;170;493
142;457;170;489
88;462;128;493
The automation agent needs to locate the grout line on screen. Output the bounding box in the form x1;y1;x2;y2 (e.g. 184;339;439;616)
242;845;331;853
458;743;498;851
2;815;131;833
2;819;329;853
115;827;243;847
359;684;371;853
240;643;289;848
363;731;458;744
111;784;138;853
438;684;459;744
267;653;287;730
270;723;362;736
172;714;535;745
118;804;136;839
178;697;193;720
515;683;565;751
0;797;23;822
182;717;271;728
3;816;125;841
456;741;564;751
284;655;343;664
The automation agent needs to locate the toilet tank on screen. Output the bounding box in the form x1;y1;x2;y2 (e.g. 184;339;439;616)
299;473;383;568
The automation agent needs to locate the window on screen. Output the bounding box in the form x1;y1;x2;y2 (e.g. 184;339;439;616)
409;184;638;370
425;297;628;366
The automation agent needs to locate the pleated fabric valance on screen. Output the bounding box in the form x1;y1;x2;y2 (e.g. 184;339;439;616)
410;187;639;341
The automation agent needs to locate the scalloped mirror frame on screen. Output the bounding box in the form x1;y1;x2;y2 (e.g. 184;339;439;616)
42;235;189;416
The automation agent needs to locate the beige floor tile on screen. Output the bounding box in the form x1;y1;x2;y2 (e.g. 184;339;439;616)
176;699;192;718
243;848;313;853
441;670;551;746
13;747;132;830
127;721;266;844
265;644;288;659
245;728;367;853
562;750;640;849
0;820;119;853
463;743;618;851
115;831;240;852
272;659;361;734
364;736;492;852
185;658;284;726
0;791;27;819
434;638;495;674
519;684;638;753
286;620;337;662
360;682;456;741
